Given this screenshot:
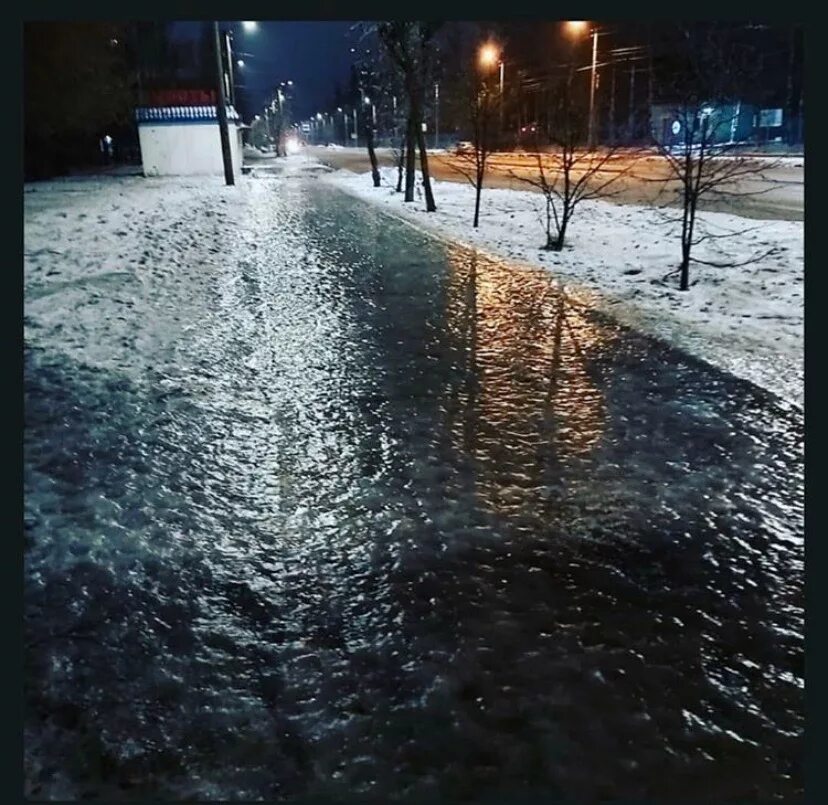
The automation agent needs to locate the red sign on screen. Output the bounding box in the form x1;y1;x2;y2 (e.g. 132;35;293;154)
146;89;217;107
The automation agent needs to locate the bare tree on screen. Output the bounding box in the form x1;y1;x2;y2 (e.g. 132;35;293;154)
650;23;780;291
450;76;498;228
377;22;440;211
351;33;394;188
511;80;631;250
352;61;381;186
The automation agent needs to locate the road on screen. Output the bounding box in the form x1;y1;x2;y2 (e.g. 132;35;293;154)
307;146;804;222
25;168;803;800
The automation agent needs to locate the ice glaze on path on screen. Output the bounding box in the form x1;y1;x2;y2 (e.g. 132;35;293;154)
324;164;803;408
25;164;802;800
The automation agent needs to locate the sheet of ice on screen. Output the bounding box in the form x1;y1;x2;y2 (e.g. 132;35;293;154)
324;166;803;407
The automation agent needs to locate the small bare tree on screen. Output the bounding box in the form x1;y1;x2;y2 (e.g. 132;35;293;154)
377;22;440;211
511;81;631;250
650;24;780;290
451;77;498;228
351;32;394;189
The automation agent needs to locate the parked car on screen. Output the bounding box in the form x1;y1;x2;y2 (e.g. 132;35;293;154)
453;140;474;154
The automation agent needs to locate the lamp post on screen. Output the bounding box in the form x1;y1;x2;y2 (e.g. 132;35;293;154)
588;27;598;149
337;107;345;145
364;96;376;127
565;21;600;150
479;42;504;135
499;61;504;132
434;82;439;149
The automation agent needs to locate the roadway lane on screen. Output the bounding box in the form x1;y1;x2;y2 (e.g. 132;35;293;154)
307;146;803;222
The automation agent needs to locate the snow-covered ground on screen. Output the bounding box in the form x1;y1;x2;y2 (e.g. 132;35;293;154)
324;166;803;407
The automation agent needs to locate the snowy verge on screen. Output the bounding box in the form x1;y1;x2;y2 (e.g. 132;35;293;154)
324;166;803;407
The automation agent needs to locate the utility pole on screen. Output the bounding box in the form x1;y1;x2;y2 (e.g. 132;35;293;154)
499;61;504;134
628;61;636;143
213;21;235;185
587;29;598;150
608;60;616;146
224;32;236;107
647;25;654;142
434;82;439;149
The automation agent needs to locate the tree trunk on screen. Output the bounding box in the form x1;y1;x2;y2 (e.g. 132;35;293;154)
404;116;416;202
679;248;690;291
396;138;405;192
554;215;568;251
416;126;436;211
366;125;381;187
473;177;482;228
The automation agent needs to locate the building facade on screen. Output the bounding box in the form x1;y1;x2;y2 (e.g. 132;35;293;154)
135;94;243;178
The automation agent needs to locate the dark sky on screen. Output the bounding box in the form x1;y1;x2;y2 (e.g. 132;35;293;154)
170;21;356;121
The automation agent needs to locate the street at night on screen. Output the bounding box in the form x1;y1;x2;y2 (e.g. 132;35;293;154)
306;146;804;222
24;19;804;802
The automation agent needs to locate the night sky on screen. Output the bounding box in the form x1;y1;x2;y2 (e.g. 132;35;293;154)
169;21;357;122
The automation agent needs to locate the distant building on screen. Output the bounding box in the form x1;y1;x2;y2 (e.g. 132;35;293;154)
650;102;756;147
135;89;243;178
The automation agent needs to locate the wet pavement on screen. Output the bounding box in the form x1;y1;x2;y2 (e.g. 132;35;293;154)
24;172;803;801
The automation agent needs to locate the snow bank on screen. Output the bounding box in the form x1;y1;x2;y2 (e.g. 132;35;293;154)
324;166;803;407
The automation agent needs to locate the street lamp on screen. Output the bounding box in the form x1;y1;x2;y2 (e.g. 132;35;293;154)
364;95;377;128
565;20;589;36
478;42;499;69
224;21;258;117
478;42;505;133
566;20;600;150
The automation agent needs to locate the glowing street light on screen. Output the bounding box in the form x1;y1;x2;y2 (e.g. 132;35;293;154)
565;20;589;36
478;42;499;70
236;59;245;67
478;42;505;133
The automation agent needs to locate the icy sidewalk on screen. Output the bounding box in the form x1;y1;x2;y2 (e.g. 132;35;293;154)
325;167;803;407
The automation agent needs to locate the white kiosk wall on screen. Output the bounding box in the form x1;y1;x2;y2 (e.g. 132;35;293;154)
136;106;242;178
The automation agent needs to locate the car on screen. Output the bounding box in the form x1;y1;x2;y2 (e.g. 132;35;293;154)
453;140;474;154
